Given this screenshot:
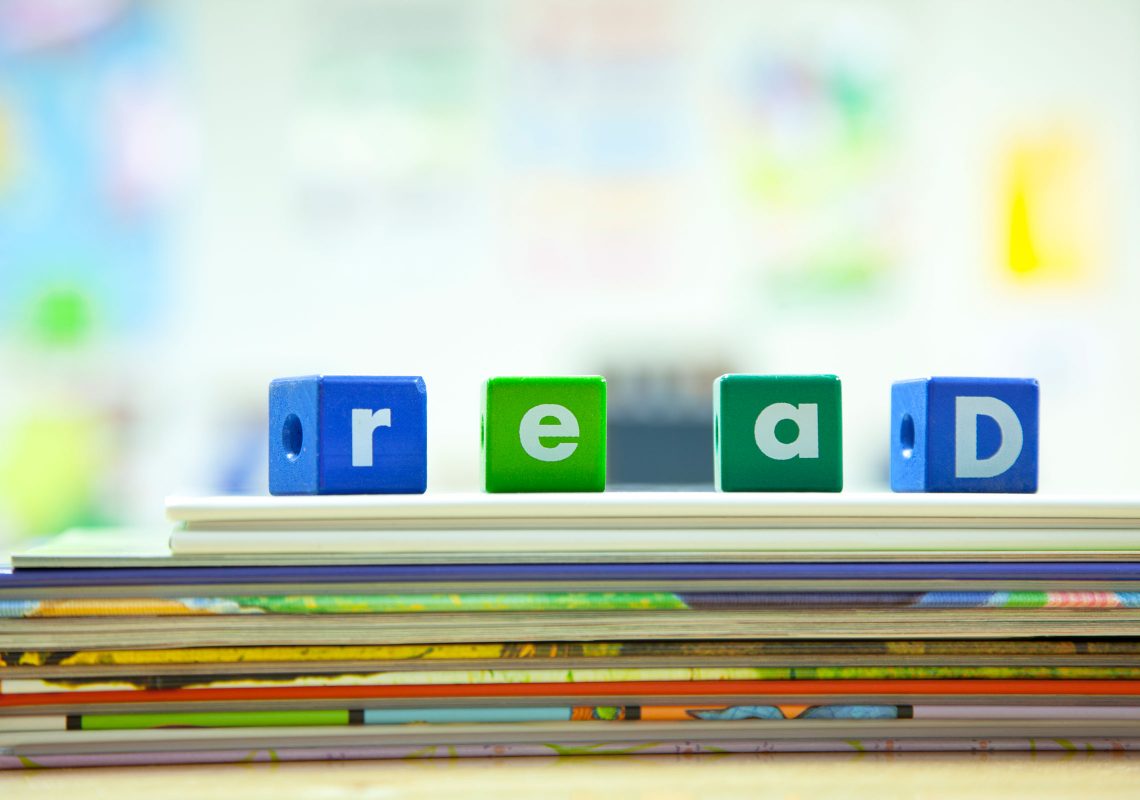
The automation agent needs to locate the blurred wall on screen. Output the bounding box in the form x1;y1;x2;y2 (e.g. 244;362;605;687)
1;0;1138;551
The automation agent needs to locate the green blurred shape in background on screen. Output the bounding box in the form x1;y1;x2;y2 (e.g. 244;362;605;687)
27;284;95;348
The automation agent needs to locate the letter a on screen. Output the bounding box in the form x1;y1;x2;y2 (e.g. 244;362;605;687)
754;403;819;460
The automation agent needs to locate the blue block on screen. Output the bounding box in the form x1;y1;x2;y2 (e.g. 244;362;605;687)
269;376;427;495
890;377;1038;493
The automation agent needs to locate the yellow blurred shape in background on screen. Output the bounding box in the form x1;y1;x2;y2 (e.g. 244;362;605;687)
1004;130;1104;284
0;414;102;538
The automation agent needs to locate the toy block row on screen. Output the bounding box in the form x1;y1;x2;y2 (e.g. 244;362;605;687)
268;374;1039;495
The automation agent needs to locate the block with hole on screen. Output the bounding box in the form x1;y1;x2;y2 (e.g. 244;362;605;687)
482;376;607;493
890;377;1039;493
268;376;427;495
713;374;843;492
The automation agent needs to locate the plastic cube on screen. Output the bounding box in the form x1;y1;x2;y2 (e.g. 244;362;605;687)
483;376;606;493
890;377;1039;493
714;374;843;492
269;375;427;495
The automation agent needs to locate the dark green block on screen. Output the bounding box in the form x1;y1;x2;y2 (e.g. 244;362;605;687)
714;374;842;492
483;376;607;493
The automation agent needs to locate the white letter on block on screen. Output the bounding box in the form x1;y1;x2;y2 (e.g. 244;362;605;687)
519;404;579;462
955;396;1023;478
352;408;392;467
754;403;819;460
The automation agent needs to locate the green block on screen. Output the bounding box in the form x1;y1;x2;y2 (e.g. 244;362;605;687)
483;376;607;493
714;374;842;492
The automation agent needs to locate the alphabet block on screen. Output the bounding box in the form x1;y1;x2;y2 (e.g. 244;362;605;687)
483;376;606;493
713;374;842;492
269;376;427;495
890;377;1038;493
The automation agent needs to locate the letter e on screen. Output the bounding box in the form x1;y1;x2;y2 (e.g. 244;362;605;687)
519;404;579;462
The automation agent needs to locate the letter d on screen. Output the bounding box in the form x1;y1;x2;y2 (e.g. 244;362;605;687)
955;396;1023;479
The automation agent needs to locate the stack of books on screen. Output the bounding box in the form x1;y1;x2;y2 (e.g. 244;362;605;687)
3;494;1140;769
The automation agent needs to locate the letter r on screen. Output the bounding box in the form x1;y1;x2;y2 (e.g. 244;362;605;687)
352;408;392;467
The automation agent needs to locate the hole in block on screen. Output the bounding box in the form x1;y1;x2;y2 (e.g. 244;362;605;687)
899;413;915;459
283;413;303;461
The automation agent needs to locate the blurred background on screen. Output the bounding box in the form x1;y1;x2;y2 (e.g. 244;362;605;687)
1;0;1138;556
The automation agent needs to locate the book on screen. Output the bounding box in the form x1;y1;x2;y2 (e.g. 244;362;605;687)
8;703;1140;735
7;610;1140;650
7;718;1140;751
168;526;1140;557
4;590;1140;618
7;684;1140;721
10;560;1140;585
11;638;1137;675
6;734;1138;769
7;664;1140;697
21;528;1140;568
161;492;1140;557
166;492;1140;527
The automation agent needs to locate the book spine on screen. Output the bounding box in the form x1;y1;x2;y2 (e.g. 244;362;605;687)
7;736;1140;769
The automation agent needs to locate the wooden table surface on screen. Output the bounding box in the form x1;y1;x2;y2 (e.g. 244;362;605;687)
4;752;1140;798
